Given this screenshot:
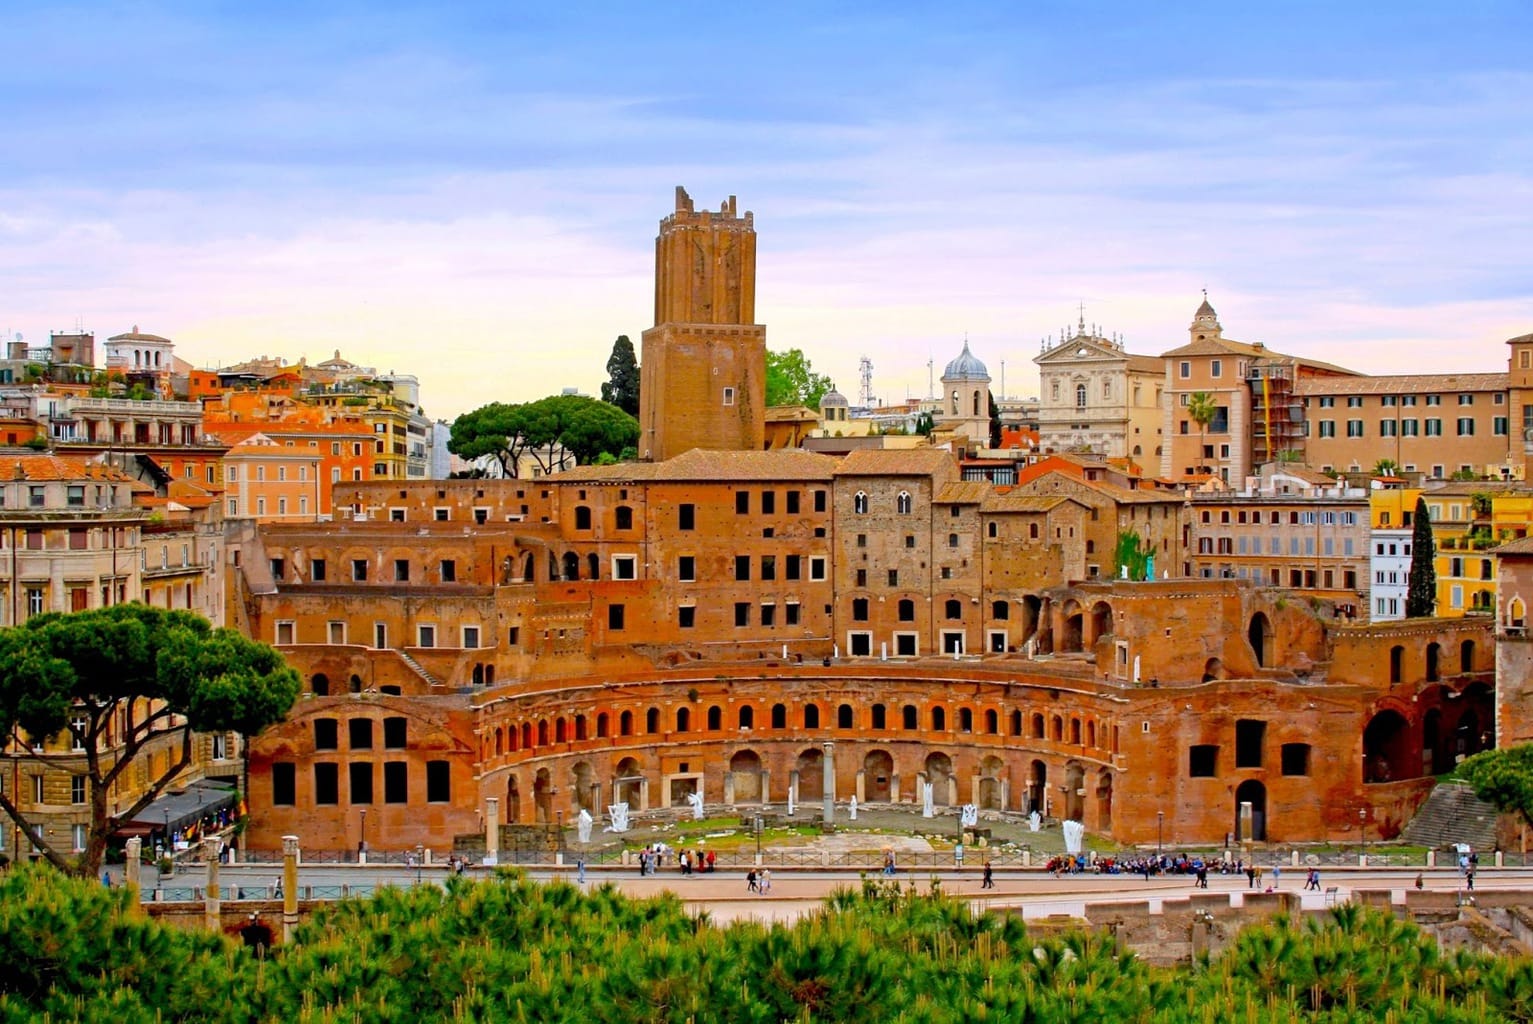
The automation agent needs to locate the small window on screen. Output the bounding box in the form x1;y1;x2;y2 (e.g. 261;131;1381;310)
736;492;750;515
314;718;339;750
1189;745;1218;777
722;386;735;406
1281;743;1310;776
272;763;296;805
1235;720;1265;768
349;719;373;749
440;559;456;582
384;762;408;803
608;604;625;630
314;763;339;805
350;762;374;804
426;761;451;802
678;606;695;628
383;717;407;749
679;503;696;530
352;559;368;581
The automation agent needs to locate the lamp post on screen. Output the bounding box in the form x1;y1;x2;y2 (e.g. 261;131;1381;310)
359;808;367;858
754;815;763;859
1359;807;1367;860
1157;810;1164;856
415;843;423;886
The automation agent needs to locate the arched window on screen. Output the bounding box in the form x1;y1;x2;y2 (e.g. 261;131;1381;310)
1389;645;1404;684
771;703;787;729
596;712;609;738
615;505;634;530
931;706;946;731
1009;709;1022;736
985;709;999;734
1029;522;1039;539
645;707;660;734
1075;383;1087;408
738;706;754;730
311;673;330;696
804;704;821;729
871;703;887;729
897;491;912;514
902;704;918;730
958;708;973;732
675;707;690;732
1032;713;1045;738
854;491;868;514
554;718;567;742
945;599;962;620
619;711;633;736
508;725;519;751
537;720;549;746
972;390;981;416
837;704;854;729
574;506;592;530
575;715;587;741
707;705;722;731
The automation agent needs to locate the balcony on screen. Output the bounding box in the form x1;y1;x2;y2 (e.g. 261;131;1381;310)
68;397;201;417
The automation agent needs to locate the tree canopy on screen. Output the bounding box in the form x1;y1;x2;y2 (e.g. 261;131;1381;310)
1458;745;1533;826
5;864;1533;1022
1406;496;1437;617
448;395;640;478
600;334;640;416
0;605;300;875
765;348;833;408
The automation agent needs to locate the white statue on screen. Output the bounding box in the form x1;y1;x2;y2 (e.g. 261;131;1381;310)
921;780;935;818
687;789;705;820
576;808;593;844
848;795;858;821
606;802;630;833
787;786;796;816
1062;819;1085;855
1028;810;1041;832
961;803;978;828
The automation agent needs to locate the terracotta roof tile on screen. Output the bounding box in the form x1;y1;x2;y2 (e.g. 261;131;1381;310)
1295;372;1509;396
2;454;136;483
934;481;991;504
834;448;959;478
556;448;837;484
980;493;1078;513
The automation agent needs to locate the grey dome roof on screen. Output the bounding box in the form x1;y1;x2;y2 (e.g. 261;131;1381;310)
820;386;849;407
943;341;989;380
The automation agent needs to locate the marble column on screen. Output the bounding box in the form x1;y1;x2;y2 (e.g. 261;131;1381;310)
203;838;221;931
822;741;835;826
485;797;500;862
124;837;142;915
281;836;300;943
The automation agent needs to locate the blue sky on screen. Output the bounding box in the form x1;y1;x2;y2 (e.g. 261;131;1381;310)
2;2;1529;417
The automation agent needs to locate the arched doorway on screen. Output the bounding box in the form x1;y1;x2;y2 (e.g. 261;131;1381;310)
1095;768;1113;831
795;748;824;803
1461;639;1476;673
1202;657;1224;682
1424;708;1449;775
1362;710;1412;783
1063;761;1085;821
1248;613;1273;668
978;756;1005;810
1089;601;1112;643
924;752;954;806
533;768;553;823
1020;595;1042;646
1235;779;1267;842
614;756;643;809
311;673;330;696
571;761;594;811
1027;761;1047;815
563;552;579;581
505;776;521;823
862;750;894;802
1060;601;1084;652
729;750;762;802
1426;642;1441;682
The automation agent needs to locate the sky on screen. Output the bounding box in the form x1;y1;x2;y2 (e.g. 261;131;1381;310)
1;2;1530;420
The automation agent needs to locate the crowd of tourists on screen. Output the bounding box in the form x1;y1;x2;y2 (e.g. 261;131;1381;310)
637;843;716;876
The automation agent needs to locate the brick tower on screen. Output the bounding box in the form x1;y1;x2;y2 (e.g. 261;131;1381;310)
639;187;766;461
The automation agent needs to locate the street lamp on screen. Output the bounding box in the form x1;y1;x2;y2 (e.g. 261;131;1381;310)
1157;810;1164;856
754;815;763;859
359;808;367;857
1359;807;1367;859
415;844;423;886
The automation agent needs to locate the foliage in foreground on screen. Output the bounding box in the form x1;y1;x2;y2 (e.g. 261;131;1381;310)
4;863;1533;1023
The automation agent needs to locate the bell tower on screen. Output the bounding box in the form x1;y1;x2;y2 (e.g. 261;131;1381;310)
639;187;766;461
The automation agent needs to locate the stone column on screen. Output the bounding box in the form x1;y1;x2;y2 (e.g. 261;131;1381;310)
485;797;500;864
723;771;736;806
855;769;866;803
204;838;222;931
759;769;770;805
281;836;300;943
822;742;835;827
1000;778;1010;811
891;772;902;803
125;837;143;915
969;774;980;805
788;770;799;812
638;777;649;812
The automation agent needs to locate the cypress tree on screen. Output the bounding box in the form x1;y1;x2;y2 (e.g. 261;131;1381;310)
601;335;640;416
1405;496;1436;617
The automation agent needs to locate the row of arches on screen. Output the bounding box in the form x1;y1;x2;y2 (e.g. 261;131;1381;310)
1387;639;1478;684
1362;682;1494;783
483;698;1120;764
496;746;1115;831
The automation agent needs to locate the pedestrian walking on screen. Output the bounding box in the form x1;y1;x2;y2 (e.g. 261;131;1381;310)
760;868;772;894
1415;872;1425;890
1467;868;1476;890
747;869;758;893
577;856;586;885
1271;864;1281;888
981;860;994;889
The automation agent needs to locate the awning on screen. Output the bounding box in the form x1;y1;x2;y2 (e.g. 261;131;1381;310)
118;781;238;836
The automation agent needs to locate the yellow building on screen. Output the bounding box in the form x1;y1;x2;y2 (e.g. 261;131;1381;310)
1424;483;1533;616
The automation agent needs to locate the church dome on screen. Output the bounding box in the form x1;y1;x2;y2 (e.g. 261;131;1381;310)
820;386;849;408
943;340;989;380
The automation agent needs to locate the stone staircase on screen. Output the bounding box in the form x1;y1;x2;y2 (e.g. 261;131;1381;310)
1400;782;1500;851
396;650;444;689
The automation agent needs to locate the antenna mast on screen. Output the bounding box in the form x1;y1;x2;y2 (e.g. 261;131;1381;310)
858;355;874;407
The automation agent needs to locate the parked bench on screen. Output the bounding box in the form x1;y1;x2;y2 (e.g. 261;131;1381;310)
1324;886;1341;906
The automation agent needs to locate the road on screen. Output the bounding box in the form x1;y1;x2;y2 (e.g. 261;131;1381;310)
136;861;1510;924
